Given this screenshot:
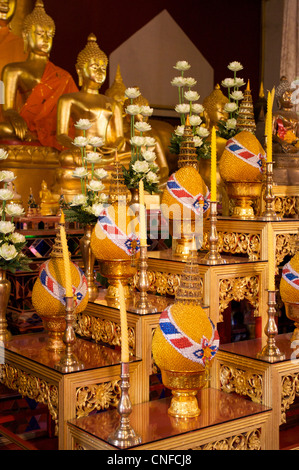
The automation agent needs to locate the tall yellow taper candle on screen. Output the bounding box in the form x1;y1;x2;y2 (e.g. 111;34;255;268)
210;126;217;202
139;179;147;246
60;211;73;298
118;281;129;363
266;91;272;163
267;223;275;291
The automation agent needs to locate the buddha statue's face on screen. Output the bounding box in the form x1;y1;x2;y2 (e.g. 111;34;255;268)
0;0;16;23
25;23;54;56
211;103;228;124
81;57;107;86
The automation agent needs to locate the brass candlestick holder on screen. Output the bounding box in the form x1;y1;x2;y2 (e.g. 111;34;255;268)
201;200;226;265
259;161;281;221
256;290;285;362
55;296;84;373
130;245;157;314
108;362;141;448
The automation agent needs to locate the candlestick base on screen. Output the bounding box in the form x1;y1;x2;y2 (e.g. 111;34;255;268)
256;290;285;363
107;362;141;448
54;354;84;373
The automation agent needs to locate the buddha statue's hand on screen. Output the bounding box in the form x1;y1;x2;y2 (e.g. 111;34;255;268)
4;109;28;141
100;146;117;155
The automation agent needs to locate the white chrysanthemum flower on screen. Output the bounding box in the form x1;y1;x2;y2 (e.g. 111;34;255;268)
0;149;8;160
226;118;237;129
5;204;24;217
185;77;197;87
87;180;105;192
230;90;244;101
224;102;238;113
10;232;25;244
173;60;191;71
90;203;104;217
88;136;104;147
184;90;200;102
135;121;151;133
146;171;159;184
85;152;102;164
94;168;108;180
171;76;187;87
0;221;15;234
125;87;141;99
130;136;146;147
221;78;235;88
193;136;203;147
73;136;89;147
0;189;14;201
99;193;109;203
140;105;154;117
0;243;17;260
174;125;185;136
70;194;87;206
141;150;156;162
196;126;210;138
0;171;16;183
144;136;156;147
227;61;243;72
191;103;204;114
189;115;202;127
72;167;89;178
132;160;150;173
125;104;142;116
74;119;93;130
234;78;245;88
175;103;190;114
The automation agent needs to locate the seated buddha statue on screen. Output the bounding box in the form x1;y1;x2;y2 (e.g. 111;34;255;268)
272;76;299;154
39;179;59;216
0;0;78;149
0;0;28;120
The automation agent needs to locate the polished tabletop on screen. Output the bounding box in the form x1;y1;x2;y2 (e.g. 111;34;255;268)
68;388;271;449
0;332;140;374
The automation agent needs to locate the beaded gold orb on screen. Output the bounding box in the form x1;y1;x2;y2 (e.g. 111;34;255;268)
32;234;89;351
280;252;299;341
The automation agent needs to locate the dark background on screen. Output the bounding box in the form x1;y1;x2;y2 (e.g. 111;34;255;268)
43;0;262;102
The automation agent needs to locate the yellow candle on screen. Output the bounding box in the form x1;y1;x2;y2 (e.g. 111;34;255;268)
60;212;73;298
267;223;275;291
118;281;129;363
210;126;217;202
266;91;272;163
139;179;147;246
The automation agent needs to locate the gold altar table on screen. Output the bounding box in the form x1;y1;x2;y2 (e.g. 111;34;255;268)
0;333;142;450
202;217;299;265
67;387;272;450
76;291;175;402
211;333;299;450
146;250;268;333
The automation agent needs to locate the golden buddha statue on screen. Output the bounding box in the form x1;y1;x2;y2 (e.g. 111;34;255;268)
203;84;229;132
54;34;130;199
39;179;59;215
0;0;78;148
105;64;127;112
272;76;299;154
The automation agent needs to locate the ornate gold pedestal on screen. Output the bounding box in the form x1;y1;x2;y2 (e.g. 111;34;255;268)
225;181;262;219
98;259;137;301
284;301;299;342
161;369;208;418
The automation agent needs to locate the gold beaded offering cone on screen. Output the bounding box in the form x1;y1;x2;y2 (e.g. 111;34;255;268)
236;80;256;134
152;254;219;418
178;115;199;171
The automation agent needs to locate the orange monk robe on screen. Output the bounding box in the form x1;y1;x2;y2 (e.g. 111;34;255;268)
0;26;28;120
20;61;78;149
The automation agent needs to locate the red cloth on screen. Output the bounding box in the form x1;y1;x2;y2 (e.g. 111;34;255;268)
20;61;78;149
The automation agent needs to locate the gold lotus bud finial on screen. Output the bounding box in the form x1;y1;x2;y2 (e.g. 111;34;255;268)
259;82;265;98
246;79;251;91
76;33;108;71
105;65;127;105
23;0;55;36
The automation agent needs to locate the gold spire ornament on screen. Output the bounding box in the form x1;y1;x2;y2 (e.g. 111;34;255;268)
236;80;256;134
178;115;199;171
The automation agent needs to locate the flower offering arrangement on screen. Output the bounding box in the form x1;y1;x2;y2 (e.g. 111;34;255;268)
217;61;246;139
169;60;211;161
62;119;109;226
122;87;160;194
0;149;30;273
